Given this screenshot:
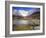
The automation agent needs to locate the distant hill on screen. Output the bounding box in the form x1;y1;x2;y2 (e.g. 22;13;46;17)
31;12;40;19
12;11;40;20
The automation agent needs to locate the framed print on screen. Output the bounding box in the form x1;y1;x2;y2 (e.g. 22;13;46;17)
5;1;45;37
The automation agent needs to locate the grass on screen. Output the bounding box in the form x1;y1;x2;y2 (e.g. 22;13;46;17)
13;25;33;31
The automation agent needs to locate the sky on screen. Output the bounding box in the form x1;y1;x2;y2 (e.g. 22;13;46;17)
12;7;40;11
12;7;40;16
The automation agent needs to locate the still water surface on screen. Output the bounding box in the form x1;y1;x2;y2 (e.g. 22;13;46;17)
13;19;33;25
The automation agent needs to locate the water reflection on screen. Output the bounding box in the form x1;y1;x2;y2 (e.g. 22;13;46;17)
13;20;33;25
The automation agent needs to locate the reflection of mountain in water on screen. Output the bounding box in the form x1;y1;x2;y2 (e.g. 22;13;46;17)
13;20;33;25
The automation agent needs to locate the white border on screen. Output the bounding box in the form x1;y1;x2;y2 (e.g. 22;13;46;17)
10;4;43;34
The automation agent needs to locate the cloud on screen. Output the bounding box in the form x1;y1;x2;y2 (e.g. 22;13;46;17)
19;10;29;16
13;8;40;16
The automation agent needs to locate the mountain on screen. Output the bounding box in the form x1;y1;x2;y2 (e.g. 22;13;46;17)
31;12;40;19
13;11;40;20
